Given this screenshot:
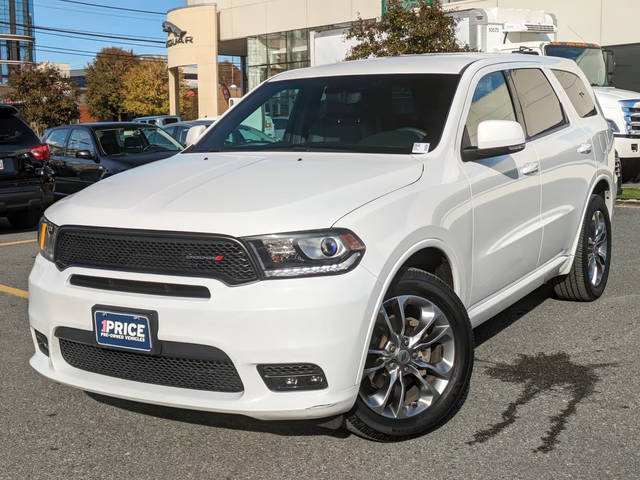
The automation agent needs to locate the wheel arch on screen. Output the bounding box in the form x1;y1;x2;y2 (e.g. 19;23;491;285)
355;237;465;385
559;172;614;275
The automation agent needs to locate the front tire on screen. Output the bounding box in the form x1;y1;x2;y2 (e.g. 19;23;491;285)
553;194;611;301
346;268;474;441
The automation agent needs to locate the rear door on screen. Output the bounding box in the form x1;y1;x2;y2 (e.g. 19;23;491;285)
511;68;596;264
459;68;542;306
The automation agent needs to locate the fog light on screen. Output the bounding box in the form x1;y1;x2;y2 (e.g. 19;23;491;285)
258;363;328;391
34;330;49;356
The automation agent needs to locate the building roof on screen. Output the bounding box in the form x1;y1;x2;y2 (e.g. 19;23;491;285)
269;53;575;81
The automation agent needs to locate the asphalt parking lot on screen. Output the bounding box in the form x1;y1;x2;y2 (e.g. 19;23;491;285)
1;207;639;480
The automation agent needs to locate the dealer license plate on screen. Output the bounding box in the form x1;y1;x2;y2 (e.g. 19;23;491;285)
94;310;152;352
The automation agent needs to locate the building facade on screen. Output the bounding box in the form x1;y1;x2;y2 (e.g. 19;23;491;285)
165;0;640;117
0;0;34;84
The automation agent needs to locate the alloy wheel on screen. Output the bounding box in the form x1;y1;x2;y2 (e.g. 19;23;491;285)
587;210;608;287
360;295;455;419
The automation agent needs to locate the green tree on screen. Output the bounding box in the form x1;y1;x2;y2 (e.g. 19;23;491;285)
7;64;79;135
346;0;467;60
121;60;169;116
85;47;139;121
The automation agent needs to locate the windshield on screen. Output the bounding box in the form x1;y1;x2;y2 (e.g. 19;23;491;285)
544;45;608;87
192;74;460;154
94;126;182;156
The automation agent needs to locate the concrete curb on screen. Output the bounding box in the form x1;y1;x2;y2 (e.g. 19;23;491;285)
616;199;640;207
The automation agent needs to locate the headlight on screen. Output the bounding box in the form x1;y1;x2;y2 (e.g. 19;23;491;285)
606;119;620;134
244;229;365;278
38;217;59;262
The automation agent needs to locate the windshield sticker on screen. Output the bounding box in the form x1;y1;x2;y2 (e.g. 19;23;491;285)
412;143;430;154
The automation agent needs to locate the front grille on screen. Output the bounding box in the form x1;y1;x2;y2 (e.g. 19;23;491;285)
59;338;244;392
55;227;259;285
621;100;640;137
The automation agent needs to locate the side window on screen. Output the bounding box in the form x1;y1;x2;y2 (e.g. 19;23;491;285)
465;71;517;147
44;128;70;156
66;129;95;157
511;69;566;138
552;69;597;118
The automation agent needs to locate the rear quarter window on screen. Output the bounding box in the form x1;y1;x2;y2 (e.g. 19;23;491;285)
552;69;598;118
45;128;70;156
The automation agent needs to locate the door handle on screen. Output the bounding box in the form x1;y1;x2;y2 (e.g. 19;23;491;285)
577;143;592;154
520;162;539;176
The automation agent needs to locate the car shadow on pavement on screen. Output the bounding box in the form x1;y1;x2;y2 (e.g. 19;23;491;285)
85;392;350;438
473;284;553;347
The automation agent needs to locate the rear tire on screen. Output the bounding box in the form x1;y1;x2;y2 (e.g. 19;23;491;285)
553;194;611;301
7;209;41;229
346;268;473;441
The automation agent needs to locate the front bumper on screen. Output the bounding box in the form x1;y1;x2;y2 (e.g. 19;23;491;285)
28;254;378;420
614;136;640;159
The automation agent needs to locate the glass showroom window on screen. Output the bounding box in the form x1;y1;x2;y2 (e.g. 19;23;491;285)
247;28;310;90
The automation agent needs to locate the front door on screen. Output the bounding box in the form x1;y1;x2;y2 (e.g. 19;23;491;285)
55;128;104;195
459;69;542;306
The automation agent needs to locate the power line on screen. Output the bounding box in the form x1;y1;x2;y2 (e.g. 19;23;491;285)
0;20;165;44
36;47;166;62
36;30;166;49
33;0;161;22
37;44;168;62
57;0;165;15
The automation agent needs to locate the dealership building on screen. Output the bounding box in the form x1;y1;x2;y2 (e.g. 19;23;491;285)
165;0;640;117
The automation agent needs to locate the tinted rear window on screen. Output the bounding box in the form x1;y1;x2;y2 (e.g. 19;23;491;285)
0;114;39;151
552;69;597;118
510;69;567;138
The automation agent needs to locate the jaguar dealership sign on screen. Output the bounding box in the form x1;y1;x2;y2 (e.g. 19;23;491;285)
162;21;194;47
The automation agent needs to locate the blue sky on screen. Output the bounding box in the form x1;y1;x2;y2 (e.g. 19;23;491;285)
33;0;184;69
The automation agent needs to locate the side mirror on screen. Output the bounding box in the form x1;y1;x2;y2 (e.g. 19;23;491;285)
185;125;207;147
463;120;525;161
603;49;616;83
76;150;98;162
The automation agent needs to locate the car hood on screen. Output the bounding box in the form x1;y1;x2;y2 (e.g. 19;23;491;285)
593;86;640;102
106;150;179;168
46;151;423;237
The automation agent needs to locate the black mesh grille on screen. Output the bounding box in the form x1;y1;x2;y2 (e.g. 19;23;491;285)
259;364;324;377
54;227;258;285
59;339;244;393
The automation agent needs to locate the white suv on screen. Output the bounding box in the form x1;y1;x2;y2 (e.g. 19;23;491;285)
29;54;615;440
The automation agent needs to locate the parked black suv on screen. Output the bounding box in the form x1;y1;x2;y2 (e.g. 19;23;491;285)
0;105;54;229
42;122;183;196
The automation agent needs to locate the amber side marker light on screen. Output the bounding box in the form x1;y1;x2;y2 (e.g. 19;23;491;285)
39;222;48;250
